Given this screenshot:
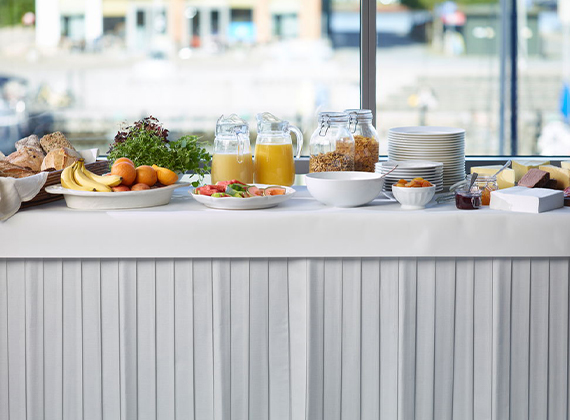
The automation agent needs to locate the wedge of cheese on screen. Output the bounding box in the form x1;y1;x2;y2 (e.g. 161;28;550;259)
512;159;550;182
469;165;515;189
561;161;570;170
538;165;570;189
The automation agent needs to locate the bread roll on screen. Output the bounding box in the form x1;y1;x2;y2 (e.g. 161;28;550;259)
41;147;82;171
0;161;38;178
5;146;45;171
16;134;42;154
0;150;5;161
40;131;74;153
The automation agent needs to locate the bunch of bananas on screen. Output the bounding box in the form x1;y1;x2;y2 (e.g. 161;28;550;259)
61;160;122;192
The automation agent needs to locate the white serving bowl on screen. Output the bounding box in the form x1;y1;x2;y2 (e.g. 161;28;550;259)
305;171;385;207
391;185;436;210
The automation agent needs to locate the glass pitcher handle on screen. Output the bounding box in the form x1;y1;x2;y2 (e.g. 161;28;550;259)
289;125;304;159
236;132;246;164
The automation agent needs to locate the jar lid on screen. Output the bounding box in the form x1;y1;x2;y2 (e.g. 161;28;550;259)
256;112;288;132
344;109;373;121
317;111;349;124
216;114;249;136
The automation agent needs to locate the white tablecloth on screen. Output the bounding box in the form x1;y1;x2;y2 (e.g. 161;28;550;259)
2;186;569;258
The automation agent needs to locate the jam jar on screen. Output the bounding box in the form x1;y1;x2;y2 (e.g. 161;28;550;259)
455;190;482;210
473;174;498;205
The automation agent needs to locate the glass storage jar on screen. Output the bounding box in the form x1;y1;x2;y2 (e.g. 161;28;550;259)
344;109;379;172
451;174;498;206
474;175;498;206
309;112;355;173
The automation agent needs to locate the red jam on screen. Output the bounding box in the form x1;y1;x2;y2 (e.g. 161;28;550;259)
455;190;482;210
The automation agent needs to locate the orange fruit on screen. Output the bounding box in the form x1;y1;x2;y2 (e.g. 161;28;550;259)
131;183;150;191
111;162;137;186
152;165;178;186
135;165;158;187
113;157;134;167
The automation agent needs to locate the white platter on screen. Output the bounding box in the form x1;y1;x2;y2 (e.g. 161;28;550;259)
45;182;189;210
190;184;295;210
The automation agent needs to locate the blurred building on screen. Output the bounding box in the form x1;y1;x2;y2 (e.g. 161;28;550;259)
36;0;331;52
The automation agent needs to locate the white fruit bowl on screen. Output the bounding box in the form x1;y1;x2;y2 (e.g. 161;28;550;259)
391;185;435;210
305;171;385;207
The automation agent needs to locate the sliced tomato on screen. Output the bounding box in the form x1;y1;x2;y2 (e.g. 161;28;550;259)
216;179;247;187
195;186;217;196
211;184;226;192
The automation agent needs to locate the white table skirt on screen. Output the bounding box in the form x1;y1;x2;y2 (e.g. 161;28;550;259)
1;257;568;420
2;187;570;258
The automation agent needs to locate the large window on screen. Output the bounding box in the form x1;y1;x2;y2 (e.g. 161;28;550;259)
0;0;360;155
375;0;568;156
0;0;567;157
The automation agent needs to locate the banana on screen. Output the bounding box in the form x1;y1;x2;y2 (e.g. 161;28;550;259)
73;160;112;192
61;162;96;192
81;164;122;187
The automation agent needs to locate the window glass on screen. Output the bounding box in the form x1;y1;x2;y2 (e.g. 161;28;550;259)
520;2;569;156
375;1;502;156
0;0;361;155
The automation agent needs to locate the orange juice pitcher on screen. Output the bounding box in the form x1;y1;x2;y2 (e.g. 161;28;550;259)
254;112;303;186
211;114;253;184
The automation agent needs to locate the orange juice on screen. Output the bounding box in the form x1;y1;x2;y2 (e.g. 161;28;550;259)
211;153;253;184
254;143;295;186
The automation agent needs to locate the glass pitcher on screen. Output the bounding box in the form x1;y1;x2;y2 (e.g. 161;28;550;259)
211;114;253;184
254;112;303;186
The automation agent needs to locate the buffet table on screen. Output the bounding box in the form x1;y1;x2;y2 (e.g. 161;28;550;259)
1;186;570;420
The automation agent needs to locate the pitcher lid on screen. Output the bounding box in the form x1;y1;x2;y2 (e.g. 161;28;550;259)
216;114;249;136
256;112;288;132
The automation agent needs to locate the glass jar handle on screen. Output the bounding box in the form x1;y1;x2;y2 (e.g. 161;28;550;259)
289;124;304;159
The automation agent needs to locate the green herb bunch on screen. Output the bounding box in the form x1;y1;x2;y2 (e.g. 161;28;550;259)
108;116;211;186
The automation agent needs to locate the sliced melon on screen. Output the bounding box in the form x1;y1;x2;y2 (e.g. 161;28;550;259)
264;186;287;196
247;186;264;196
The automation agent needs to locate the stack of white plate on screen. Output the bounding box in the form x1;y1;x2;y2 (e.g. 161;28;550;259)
376;160;444;192
388;126;465;189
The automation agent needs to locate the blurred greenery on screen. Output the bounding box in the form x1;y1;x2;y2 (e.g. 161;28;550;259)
401;0;496;10
0;0;35;27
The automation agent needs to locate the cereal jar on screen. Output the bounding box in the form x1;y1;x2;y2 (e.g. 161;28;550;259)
309;112;355;173
344;109;379;172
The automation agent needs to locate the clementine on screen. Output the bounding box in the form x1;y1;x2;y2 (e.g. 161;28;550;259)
111;162;137;186
135;165;158;186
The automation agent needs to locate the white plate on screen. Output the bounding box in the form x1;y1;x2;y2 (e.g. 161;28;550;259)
45;182;190;210
378;160;444;169
190;184;295;210
388;134;465;141
388;126;465;135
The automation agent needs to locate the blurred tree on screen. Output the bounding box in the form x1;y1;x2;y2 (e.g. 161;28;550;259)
401;0;496;10
0;0;35;27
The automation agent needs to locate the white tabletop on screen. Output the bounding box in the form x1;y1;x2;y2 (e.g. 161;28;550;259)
2;186;570;258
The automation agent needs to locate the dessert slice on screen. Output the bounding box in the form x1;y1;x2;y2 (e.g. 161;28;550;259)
518;168;550;188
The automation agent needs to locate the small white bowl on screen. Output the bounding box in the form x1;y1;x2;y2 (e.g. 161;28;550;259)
391;185;436;210
305;171;385;207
